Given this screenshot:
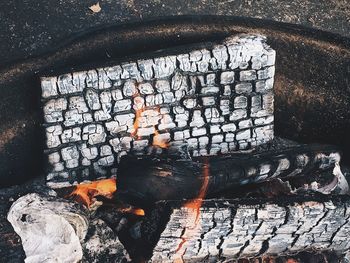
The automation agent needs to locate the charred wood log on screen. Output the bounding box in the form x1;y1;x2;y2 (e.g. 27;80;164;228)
117;138;341;202
41;34;276;187
140;196;350;262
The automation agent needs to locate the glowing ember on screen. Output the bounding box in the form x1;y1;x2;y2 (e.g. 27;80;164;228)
132;105;169;148
183;158;210;220
131;108;143;139
152;128;169;149
118;207;145;216
68;178;116;207
175;158;210;255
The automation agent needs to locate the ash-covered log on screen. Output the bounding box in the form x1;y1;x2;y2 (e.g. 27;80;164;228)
41;34;276;187
140;196;350;262
117;138;341;202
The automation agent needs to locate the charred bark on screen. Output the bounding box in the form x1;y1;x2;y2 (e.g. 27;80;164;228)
140;196;350;262
117;138;341;202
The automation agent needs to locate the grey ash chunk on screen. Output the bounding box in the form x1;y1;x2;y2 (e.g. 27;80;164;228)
220;71;235;84
46;125;63;148
235;83;252;94
114;99;132;113
61;146;80;169
41;77;58;98
138;59;154;80
121;63;141;82
240;70;257;81
85;89;101;110
58;73;84;95
61;127;81;144
82;124;106;145
43;98;67;123
234;96;247;109
41;34;276;187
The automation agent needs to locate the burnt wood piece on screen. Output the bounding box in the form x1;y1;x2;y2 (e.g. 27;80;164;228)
140;196;350;262
117;138;341;202
42;34;276;188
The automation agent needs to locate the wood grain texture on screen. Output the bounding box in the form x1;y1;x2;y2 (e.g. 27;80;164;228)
144;197;350;262
118;138;341;202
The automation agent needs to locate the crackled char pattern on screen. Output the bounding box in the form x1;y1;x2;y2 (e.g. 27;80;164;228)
41;34;276;188
151;200;350;262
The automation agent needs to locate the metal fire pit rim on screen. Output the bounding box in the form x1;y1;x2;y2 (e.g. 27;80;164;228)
1;14;350;69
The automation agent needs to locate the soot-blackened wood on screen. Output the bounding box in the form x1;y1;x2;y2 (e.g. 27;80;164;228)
117;138;341;202
141;196;350;262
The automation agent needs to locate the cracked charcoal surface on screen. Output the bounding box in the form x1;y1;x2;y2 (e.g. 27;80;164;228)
41;34;276;187
149;199;350;262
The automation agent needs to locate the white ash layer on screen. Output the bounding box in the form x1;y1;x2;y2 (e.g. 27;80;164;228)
41;34;276;187
7;193;88;263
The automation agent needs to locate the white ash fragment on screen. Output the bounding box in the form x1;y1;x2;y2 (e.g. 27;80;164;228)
7;193;88;263
83;219;129;263
86;89;101;110
220;71;235;84
45;125;63;148
41;77;58;98
82;124;107;145
61;127;82;144
43;98;67;123
121;63;141;81
138;59;154;80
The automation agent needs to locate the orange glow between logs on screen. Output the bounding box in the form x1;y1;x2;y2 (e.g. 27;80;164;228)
131;108;143;139
118;207;145;216
152;128;169;149
132;106;169;149
175;158;210;255
68;178;117;207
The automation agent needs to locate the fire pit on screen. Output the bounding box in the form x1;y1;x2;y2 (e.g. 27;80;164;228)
1;16;350;263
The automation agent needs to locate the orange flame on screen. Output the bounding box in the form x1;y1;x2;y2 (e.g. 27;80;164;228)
131;105;169;149
118;207;145;216
183;159;209;221
131;108;143;139
152;128;169;149
175;158;210;255
68;178;117;207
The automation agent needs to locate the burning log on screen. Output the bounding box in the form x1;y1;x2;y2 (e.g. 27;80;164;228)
67;178;117;207
140;196;350;262
117;138;342;202
41;34;276;188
